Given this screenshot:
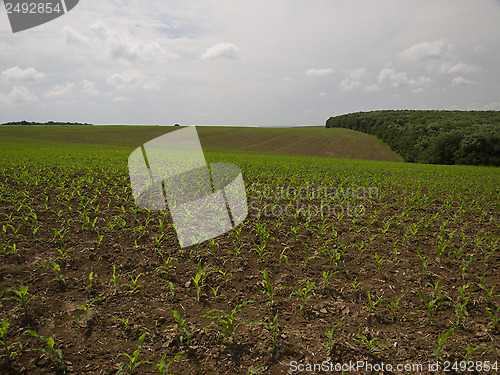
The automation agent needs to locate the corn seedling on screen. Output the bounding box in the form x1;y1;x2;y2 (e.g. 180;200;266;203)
87;268;94;292
362;291;389;315
245;364;265;375
117;332;149;374
480;283;500;305
165;309;191;347
322;270;333;288
416;246;427;275
149;350;184;375
251;241;271;262
202;300;254;344
485;307;500;332
0;315;22;361
347;276;362;293
460;256;475;280
110;265;119;294
418;288;449;324
279;246;289;264
355;333;388;355
433;327;455;364
290;280;316;310
26;330;65;369
387;290;408;322
252;312;294;352
370;252;387;274
261;269;284;306
113;316;132;333
41;261;65;284
76;296;102;324
461;344;497;362
167;281;175;298
324;316;343;355
55;247;72;262
2;284;37;314
122;272;143;293
191;261;208;302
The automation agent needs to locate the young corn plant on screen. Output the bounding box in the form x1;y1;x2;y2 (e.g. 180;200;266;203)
191;261;208;302
2;284;37;315
165;309;191;347
122;272;143;294
202;300;254;344
155;252;177;275
41;261;65;284
453;283;472;328
369;252;387;274
322;270;334;288
149;350;184;375
117;333;149;374
461;344;497;362
26;330;65;370
485;306;500;333
418;289;448;324
355;333;388;356
416;246;427;275
324;317;343;355
290;280;316;310
362;291;389;316
346;276;362;294
253;312;295;353
433;327;455;365
76;296;102;325
110;265;119;294
387;290;408;322
87;268;94;293
480;283;500;305
261;269;284;306
113;316;132;334
0;315;22;361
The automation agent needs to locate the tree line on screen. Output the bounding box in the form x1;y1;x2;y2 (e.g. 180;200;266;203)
1;121;93;126
325;110;500;166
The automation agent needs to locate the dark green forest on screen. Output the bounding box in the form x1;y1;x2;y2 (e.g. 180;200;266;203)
326;110;500;166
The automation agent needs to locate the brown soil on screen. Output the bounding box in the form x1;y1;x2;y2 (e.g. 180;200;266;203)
0;169;499;375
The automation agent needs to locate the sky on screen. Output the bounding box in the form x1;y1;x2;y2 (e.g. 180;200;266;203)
1;0;500;126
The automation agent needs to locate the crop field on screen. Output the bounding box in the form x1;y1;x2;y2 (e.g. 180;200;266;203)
0;126;499;374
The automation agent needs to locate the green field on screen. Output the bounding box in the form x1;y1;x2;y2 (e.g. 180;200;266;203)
0;126;499;374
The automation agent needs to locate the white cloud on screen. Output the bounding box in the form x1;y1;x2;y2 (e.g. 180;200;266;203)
44;83;76;98
106;70;160;92
305;68;333;77
89;21;175;62
445;62;480;75
400;39;452;61
1;85;38;104
348;68;367;80
319;92;327;97
400;39;481;76
378;67;408;88
408;75;434;88
83;79;101;96
113;96;132;103
451;76;475;86
339;78;361;92
1;66;46;83
363;84;381;92
63;27;88;47
200;43;240;60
